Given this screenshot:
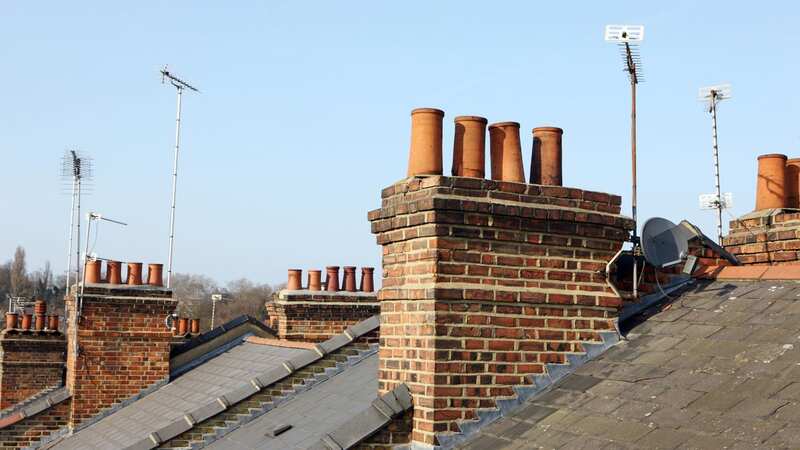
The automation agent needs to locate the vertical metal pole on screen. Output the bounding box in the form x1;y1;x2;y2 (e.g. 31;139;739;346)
710;93;724;244
210;296;216;329
627;44;639;299
78;214;93;314
75;178;82;287
167;86;183;288
66;177;77;290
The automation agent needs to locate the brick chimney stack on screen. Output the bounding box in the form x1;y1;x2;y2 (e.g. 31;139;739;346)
65;261;176;429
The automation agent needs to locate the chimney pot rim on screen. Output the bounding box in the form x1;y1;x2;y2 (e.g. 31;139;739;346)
758;153;788;160
411;107;445;116
454;115;488;123
488;121;520;129
532;126;564;134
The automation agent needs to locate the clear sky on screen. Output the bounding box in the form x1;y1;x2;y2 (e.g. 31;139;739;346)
2;1;799;286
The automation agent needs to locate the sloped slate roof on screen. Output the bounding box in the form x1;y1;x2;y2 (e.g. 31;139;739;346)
54;343;309;450
206;353;379;450
458;280;800;449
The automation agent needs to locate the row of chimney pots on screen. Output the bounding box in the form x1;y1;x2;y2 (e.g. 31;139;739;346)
406;108;563;186
173;317;201;336
286;267;375;292
4;299;60;332
84;260;164;286
756;154;800;210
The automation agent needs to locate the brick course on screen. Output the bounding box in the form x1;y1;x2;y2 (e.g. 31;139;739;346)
723;212;800;265
369;175;633;445
266;290;379;342
0;332;65;409
65;285;176;429
0;396;69;449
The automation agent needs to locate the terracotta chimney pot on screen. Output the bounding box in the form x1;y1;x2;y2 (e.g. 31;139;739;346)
343;266;357;292
785;158;800;209
85;260;103;284
127;262;143;285
190;318;200;334
5;312;18;330
177;317;189;336
756;153;788;210
34;299;46;316
488;122;526;183
531;126;564;186
360;267;375;292
47;315;59;331
408;108;445;177
287;269;302;290
452;116;488;178
147;263;164;287
325;266;340;292
20;313;32;331
307;270;322;291
34;314;45;332
105;260;122;284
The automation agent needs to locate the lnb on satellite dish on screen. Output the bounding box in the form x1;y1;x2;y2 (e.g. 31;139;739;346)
604;24;645;42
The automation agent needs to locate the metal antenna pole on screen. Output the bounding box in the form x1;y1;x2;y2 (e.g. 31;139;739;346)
710;92;723;243
75;168;82;288
167;85;183;289
160;66;199;289
66;176;77;290
630;64;639;299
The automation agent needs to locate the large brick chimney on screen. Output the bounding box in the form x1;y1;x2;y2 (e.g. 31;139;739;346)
65;262;176;429
368;109;633;446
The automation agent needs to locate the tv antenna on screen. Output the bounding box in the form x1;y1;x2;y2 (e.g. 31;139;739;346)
61;150;94;292
605;24;645;299
160;65;199;289
78;212;127;313
698;84;732;244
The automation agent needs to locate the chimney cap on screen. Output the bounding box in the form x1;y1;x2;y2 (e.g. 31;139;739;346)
454;115;488;123
411;107;445;116
757;153;788;160
532;126;564;135
488;121;520;129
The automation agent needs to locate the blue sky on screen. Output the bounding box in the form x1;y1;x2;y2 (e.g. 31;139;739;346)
1;2;799;285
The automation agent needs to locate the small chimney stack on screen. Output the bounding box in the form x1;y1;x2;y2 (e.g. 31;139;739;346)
452;116;488;178
531;126;564;186
489;121;526;182
407;108;444;176
755;153;788;210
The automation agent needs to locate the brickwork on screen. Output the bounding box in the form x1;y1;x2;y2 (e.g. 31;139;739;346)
0;332;65;409
65;285;176;428
723;212;800;265
0;396;69;449
356;409;413;449
368;175;633;445
266;290;379;342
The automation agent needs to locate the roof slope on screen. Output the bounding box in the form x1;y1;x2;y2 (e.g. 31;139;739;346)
54;343;309;450
459;280;800;449
206;353;378;450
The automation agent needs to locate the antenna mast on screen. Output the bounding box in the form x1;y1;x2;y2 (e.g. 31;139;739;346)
160;65;199;289
605;24;645;299
699;84;732;244
61;150;93;291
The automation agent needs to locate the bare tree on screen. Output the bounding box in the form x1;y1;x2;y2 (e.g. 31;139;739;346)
9;246;31;296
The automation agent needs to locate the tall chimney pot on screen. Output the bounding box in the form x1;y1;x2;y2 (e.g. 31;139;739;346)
105;260;122;284
343;266;357;292
325;266;340;292
307;270;322;291
127;262;143;285
360;267;375;292
190;318;200;334
531;126;564;186
177;317;189;336
785;158;800;209
756;153;788;210
20;313;32;331
407;108;445;177
47;315;59;331
147;263;164;287
85;260;103;284
5;312;18;330
452;116;488;178
287;269;302;290
489;121;526;183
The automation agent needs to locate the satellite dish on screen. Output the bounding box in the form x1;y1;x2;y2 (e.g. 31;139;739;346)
642;218;687;268
641;217;740;269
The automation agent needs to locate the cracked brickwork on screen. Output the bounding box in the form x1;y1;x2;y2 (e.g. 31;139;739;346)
368;175;633;446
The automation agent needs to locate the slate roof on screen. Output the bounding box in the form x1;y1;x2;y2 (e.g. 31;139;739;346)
53;343;309;450
458;280;800;449
205;353;378;450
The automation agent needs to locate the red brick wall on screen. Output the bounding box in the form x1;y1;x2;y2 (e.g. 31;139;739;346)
0;397;70;448
724;212;800;265
65;286;176;428
0;333;65;409
369;176;633;446
266;291;379;342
